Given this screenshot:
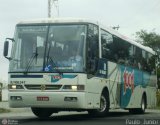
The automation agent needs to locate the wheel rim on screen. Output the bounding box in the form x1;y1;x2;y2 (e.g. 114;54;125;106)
98;95;107;112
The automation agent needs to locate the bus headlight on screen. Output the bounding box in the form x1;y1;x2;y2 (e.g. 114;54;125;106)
63;85;85;91
8;84;24;90
11;85;16;89
71;86;77;90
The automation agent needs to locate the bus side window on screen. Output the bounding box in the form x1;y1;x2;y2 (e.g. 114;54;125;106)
112;36;128;64
101;29;113;60
148;54;156;74
135;47;142;69
87;24;99;74
88;24;99;59
141;50;148;71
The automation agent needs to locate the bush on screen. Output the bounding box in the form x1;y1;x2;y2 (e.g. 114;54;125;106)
157;90;160;107
0;108;10;113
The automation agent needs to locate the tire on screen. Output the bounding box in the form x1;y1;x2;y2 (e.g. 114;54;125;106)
139;96;146;113
88;91;109;117
31;107;53;119
129;95;146;114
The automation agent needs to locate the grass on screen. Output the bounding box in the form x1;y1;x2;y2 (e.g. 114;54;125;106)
0;108;10;113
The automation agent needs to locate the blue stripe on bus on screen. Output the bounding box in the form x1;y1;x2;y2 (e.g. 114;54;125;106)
10;75;43;78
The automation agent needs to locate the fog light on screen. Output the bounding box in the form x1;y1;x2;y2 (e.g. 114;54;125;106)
10;96;22;101
64;97;78;102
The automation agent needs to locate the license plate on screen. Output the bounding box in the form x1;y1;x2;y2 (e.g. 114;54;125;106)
37;96;49;101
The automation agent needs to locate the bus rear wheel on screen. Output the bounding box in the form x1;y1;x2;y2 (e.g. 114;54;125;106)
129;95;146;114
88;91;109;117
139;95;146;113
31;107;53;119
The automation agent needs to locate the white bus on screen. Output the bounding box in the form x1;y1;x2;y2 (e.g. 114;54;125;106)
3;18;157;118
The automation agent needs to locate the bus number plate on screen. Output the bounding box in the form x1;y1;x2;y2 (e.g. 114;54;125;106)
37;96;49;101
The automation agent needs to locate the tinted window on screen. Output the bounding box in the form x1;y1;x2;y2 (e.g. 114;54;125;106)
101;29;113;59
100;28;155;73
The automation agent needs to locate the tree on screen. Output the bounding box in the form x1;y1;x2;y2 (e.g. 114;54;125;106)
136;30;160;89
136;30;160;51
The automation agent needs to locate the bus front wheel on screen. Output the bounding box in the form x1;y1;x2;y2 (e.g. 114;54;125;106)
31;107;53;119
88;91;109;117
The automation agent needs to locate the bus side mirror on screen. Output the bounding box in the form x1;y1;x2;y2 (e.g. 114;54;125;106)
3;40;11;60
3;41;9;57
3;38;14;60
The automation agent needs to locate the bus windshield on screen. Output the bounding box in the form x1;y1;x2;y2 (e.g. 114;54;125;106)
9;24;87;73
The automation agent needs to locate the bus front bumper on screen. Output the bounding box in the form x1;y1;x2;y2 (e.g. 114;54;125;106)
8;91;86;109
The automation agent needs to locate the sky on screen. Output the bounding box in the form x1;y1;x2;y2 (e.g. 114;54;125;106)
0;0;160;82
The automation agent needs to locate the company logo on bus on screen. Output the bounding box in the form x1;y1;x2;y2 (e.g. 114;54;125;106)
123;68;134;95
53;75;62;80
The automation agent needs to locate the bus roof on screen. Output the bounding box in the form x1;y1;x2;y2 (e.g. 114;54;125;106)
18;18;155;55
18;18;98;25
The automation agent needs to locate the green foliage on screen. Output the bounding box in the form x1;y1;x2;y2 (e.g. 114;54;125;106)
157;91;160;107
157;68;160;89
136;30;160;51
0;108;10;113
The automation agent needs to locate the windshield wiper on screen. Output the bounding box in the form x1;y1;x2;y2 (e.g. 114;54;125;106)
46;43;62;75
24;49;38;74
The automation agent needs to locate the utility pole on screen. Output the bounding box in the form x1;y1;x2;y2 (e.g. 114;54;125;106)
48;0;59;18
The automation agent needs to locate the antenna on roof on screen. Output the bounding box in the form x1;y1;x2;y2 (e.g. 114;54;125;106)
112;25;120;30
48;0;59;18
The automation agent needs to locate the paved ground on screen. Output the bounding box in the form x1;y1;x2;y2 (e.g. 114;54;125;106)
0;101;160;125
0;101;30;115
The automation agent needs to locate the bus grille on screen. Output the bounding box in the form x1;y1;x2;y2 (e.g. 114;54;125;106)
24;84;62;90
